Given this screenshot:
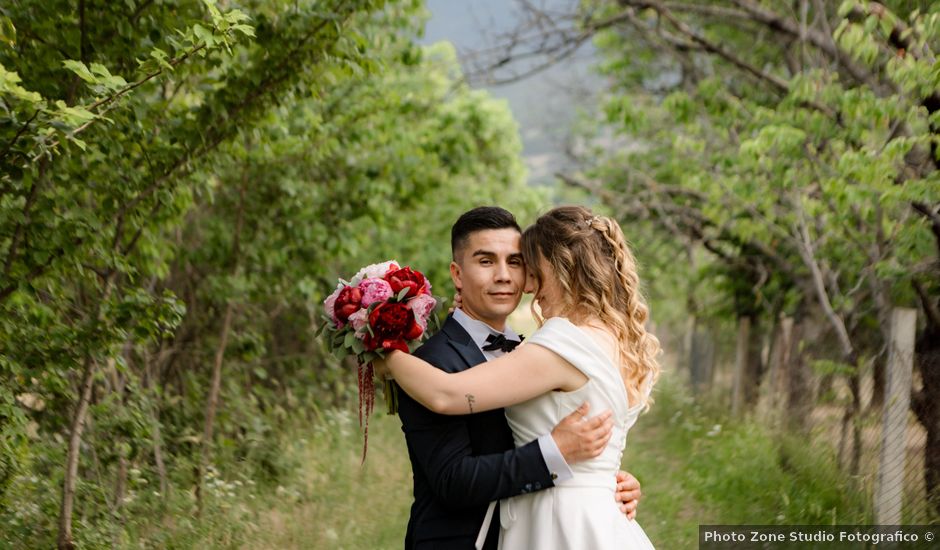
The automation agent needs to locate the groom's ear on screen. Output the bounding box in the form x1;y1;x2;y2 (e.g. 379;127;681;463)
449;261;462;292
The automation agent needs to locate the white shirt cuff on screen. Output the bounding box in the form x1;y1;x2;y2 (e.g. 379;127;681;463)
537;434;574;483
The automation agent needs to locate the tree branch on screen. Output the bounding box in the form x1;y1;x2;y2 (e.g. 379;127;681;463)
791;188;855;361
913;279;940;331
130;0;157;26
619;0;838;118
911;201;940;258
0;109;40;162
3;157;46;280
728;0;893;93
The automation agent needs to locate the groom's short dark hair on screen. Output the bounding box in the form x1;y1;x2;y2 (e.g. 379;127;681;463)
451;206;521;261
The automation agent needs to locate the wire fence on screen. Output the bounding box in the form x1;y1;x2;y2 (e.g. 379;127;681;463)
670;307;937;524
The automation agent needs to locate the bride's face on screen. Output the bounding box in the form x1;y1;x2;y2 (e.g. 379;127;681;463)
524;255;563;318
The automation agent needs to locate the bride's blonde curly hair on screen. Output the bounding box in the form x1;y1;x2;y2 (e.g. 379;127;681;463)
521;206;660;409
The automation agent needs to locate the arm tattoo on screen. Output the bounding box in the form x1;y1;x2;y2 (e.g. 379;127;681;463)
465;393;476;414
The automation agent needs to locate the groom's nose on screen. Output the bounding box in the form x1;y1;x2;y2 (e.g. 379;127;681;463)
493;260;512;282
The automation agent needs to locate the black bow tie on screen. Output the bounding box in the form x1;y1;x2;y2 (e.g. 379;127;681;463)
482;333;523;353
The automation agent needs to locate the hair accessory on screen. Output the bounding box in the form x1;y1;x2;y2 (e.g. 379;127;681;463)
579;215;602;230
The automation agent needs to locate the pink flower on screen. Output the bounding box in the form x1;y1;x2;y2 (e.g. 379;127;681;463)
358;278;394;307
347;309;369;334
323;285;343;327
409;294;437;331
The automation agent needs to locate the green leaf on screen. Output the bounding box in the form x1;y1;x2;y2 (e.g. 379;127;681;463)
837;0;856;18
149;47;175;72
350;338;365;354
69;136;87;151
62;60;96;83
0;64;43;103
0;16;15;47
53;100;95;125
192;24;214;47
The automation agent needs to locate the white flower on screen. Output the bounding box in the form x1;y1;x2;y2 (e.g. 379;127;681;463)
349;260;399;286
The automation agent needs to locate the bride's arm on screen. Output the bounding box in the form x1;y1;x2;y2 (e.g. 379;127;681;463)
382;344;585;415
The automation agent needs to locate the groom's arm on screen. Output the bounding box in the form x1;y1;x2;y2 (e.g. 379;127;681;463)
398;384;612;509
398;387;555;509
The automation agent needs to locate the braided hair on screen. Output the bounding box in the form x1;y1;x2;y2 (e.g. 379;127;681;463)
521;206;660;409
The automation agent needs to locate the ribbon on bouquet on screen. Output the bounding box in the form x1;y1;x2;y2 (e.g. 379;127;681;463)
474;501;497;550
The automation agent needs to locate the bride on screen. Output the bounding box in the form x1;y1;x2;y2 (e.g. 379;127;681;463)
378;205;660;549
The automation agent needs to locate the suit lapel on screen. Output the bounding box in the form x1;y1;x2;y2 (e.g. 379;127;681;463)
441;315;487;370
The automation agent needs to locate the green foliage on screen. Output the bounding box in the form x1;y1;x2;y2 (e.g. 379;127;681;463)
582;0;938;347
0;0;544;546
641;378;871;529
567;0;940;522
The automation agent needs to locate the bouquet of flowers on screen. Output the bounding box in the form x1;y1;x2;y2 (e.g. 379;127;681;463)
320;260;439;459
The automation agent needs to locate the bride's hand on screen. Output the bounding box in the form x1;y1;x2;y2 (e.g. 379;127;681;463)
447;291;462;313
372;356;392;379
615;471;641;519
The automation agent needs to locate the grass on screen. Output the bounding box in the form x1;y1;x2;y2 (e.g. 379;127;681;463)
249;407;412;549
96;372;872;549
624;373;872;548
108;406;413;550
622;390;717;548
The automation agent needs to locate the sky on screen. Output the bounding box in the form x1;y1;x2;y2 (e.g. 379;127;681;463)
420;0;606;185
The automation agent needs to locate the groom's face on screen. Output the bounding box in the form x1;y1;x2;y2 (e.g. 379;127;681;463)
450;228;525;331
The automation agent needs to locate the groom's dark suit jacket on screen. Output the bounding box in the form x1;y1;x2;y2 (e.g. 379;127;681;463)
398;314;556;550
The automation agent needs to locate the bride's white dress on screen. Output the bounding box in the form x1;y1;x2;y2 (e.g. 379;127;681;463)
498;317;655;549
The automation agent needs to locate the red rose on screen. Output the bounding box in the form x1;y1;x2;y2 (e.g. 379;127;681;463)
384;267;429;300
364;302;423;352
334;285;363;323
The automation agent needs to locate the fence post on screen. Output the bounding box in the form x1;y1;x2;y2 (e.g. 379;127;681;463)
874;307;917;524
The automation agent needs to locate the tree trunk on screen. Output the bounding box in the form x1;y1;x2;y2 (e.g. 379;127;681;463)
112;455;128;516
763;316;793;426
733;315;762;414
197;302;234;511
57;276;116;550
57;356;97;550
690;327;715;396
849;369;862;475
745;314;764;408
152;414;168;496
684;313;696;380
145;344;170;499
196;174;245;511
785;319;811;433
912;284;940;517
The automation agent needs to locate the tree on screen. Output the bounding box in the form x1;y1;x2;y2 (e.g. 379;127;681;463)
476;0;938;510
0;0;544;546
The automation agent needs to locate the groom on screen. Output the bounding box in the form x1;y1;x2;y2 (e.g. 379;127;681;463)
396;206;642;550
